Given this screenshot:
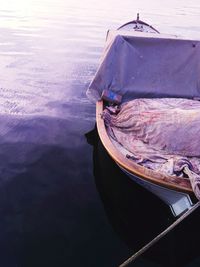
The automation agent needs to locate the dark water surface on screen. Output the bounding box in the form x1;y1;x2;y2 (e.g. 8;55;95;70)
1;0;200;266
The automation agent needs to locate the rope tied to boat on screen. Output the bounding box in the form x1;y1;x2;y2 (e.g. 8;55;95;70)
118;201;200;267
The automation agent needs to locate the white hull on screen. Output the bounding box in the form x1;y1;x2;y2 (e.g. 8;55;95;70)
119;165;194;217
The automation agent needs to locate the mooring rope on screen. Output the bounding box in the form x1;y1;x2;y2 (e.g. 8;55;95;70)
119;201;200;267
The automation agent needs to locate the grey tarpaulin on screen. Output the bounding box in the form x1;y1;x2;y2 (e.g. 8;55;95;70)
87;30;200;103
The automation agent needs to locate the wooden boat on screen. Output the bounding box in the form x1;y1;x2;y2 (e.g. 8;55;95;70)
88;15;200;217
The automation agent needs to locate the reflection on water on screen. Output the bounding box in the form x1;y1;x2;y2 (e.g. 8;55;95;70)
0;0;200;266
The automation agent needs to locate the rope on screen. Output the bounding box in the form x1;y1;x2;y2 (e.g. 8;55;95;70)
119;201;200;267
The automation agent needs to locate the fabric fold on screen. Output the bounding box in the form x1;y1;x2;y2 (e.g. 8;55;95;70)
104;98;200;199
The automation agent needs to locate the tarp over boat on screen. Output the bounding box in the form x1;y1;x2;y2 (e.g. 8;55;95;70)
87;30;200;102
103;97;200;200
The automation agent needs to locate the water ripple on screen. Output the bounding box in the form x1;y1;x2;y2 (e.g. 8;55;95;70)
0;0;200;120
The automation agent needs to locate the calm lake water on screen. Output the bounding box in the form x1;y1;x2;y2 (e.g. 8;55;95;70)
1;0;200;266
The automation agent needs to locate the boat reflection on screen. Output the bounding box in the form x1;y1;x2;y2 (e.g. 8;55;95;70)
86;126;200;267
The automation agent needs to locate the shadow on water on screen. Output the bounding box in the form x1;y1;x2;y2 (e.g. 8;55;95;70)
86;126;200;267
0;110;132;267
0;112;96;267
0;101;200;267
0;111;200;267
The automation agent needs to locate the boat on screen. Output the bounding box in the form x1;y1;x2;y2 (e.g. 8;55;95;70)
87;15;200;217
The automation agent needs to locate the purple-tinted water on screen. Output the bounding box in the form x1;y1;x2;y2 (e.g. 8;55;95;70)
0;0;200;266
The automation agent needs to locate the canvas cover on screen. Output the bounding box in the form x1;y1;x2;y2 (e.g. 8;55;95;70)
87;30;200;102
103;97;200;199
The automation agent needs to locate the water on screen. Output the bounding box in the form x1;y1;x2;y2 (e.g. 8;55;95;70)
0;0;200;266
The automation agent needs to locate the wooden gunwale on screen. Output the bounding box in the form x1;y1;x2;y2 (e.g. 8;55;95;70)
96;100;193;195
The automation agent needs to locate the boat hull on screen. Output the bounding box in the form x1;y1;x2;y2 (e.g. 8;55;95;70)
119;165;194;217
